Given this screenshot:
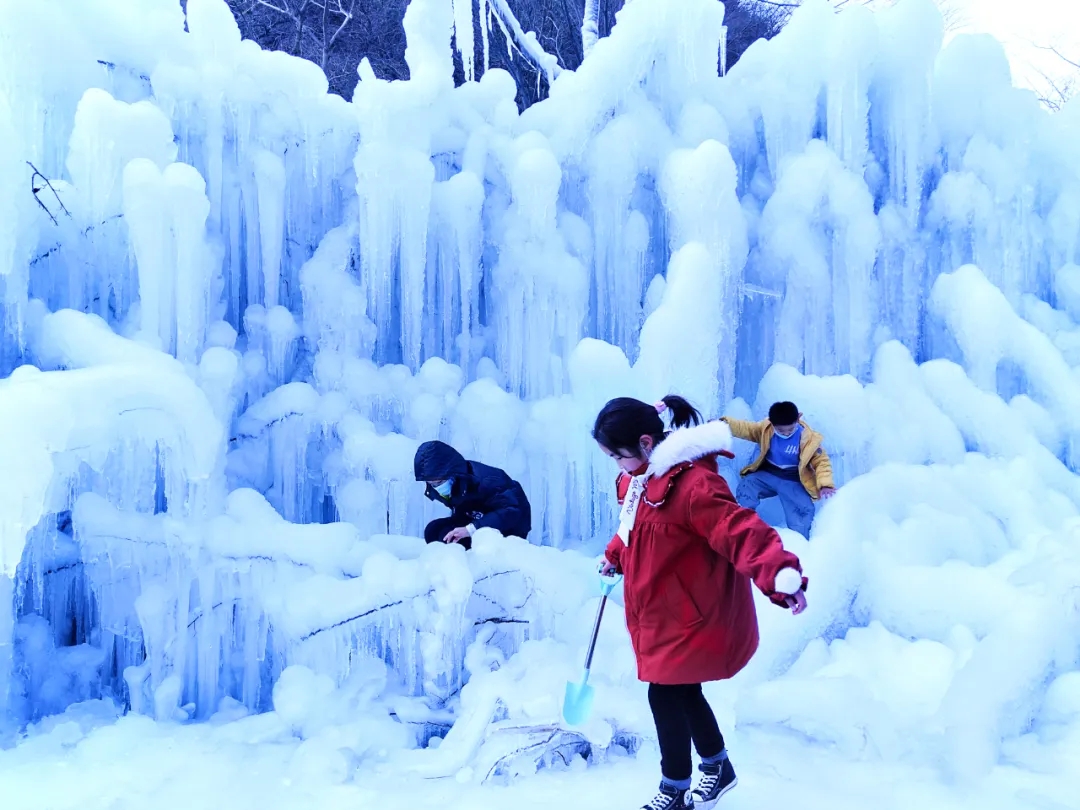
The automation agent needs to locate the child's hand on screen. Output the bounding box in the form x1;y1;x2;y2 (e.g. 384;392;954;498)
820;487;837;500
783;590;807;615
598;560;618;576
443;527;471;544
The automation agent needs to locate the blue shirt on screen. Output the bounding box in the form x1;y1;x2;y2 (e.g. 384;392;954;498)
766;425;802;469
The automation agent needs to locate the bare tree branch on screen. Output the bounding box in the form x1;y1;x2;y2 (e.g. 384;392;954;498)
1031;42;1080;71
327;0;356;50
28;162;71;226
1022;39;1080;111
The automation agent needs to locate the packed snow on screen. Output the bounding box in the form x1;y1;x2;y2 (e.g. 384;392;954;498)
0;0;1079;808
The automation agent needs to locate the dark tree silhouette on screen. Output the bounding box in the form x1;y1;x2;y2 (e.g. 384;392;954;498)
217;0;790;105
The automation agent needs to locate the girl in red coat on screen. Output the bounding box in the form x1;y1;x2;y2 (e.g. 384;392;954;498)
595;396;808;810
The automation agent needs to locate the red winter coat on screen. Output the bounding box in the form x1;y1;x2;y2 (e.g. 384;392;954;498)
604;422;807;685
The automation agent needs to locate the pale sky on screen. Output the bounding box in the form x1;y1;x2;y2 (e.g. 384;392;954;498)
946;0;1080;96
861;0;1080;100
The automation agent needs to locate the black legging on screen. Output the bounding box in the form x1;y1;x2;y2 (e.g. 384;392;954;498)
648;683;726;783
424;515;473;549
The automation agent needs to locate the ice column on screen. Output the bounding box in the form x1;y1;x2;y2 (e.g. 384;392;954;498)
491;146;587;399
587;114;649;354
430;171;484;365
875;0;942;220
760;140;880;379
123;159;216;364
639;140;747;414
62;89;177;318
355;145;436;369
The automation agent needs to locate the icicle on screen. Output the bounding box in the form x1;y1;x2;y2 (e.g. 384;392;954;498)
168;163;215;365
875;0;943;223
481;0;491;73
252;150;286;310
824;6;876;173
453;0;476;82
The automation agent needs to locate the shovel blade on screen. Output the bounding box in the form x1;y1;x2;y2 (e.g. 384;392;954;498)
562;679;595;726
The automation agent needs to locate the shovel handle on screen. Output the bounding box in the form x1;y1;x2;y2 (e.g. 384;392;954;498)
581;571;621;673
583;593;607;672
584;569;623;673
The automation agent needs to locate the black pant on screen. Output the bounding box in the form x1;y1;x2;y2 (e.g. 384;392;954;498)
424;515;473;550
648;683;726;783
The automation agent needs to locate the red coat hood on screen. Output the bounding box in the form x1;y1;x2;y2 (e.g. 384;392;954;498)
648;420;735;477
618;421;736;506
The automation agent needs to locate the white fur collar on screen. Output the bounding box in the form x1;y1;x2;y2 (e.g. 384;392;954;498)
647;421;733;478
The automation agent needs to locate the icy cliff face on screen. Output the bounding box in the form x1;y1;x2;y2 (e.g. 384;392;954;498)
1;0;1079;782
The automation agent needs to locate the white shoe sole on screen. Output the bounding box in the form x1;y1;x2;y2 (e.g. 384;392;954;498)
692;776;738;810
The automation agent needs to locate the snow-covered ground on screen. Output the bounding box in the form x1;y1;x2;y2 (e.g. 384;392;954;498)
1;701;1076;810
2;0;1080;807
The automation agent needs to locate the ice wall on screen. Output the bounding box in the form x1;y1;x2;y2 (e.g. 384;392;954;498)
1;0;1080;784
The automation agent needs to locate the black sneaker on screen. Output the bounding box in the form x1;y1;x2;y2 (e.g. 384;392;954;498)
641;782;694;810
691;757;738;809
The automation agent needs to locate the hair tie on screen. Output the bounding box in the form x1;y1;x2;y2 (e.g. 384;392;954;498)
654;401;668;414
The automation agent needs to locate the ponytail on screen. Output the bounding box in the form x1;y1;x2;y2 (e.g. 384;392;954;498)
658;395;702;430
593;394;703;457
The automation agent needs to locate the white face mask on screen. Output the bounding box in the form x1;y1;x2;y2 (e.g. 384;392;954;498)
433;479;453;498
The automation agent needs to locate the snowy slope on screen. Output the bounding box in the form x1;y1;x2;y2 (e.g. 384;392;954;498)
0;0;1079;806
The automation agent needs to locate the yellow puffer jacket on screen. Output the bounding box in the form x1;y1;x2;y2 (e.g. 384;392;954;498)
721;417;835;500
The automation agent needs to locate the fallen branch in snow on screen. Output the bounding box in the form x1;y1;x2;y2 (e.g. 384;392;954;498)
299;595;414;641
479;724;591;784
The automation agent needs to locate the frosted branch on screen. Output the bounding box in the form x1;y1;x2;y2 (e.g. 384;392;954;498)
581;0;599;57
488;0;563;85
254;0;294;16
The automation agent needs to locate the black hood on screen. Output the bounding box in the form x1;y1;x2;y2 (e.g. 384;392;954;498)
414;441;469;481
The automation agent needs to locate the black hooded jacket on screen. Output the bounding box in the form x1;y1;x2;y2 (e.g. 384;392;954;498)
413;441;532;539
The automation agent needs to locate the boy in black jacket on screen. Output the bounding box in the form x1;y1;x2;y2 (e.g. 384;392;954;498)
413;441;532;549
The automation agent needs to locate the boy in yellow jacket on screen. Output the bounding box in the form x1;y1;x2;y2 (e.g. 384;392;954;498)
721;401;835;538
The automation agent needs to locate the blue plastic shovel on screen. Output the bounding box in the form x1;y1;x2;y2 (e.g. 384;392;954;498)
562;572;622;726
